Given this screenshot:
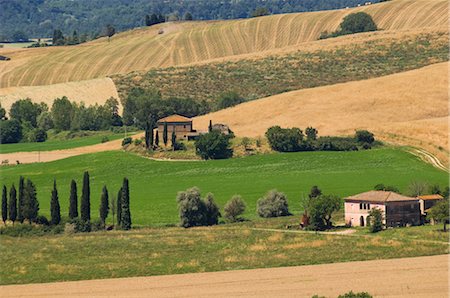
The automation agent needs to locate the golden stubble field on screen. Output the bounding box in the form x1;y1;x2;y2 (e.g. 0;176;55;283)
0;0;447;88
195;62;449;165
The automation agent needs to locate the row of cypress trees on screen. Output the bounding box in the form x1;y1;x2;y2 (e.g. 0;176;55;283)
1;173;132;231
1;177;39;225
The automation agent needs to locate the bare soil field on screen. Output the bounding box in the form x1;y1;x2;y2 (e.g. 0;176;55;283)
0;78;119;111
194;62;449;166
0;255;447;298
0;0;447;88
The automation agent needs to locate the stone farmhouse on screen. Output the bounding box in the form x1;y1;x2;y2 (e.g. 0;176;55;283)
344;191;421;227
156;114;200;141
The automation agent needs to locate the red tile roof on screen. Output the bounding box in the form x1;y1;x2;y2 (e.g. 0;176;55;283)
345;191;416;203
417;194;444;201
157;114;192;123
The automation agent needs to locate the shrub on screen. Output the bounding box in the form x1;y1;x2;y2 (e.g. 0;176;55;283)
195;131;233;160
355;130;375;144
0;223;63;237
70;218;91;233
122;137;132;146
315;137;358;151
101;136;109;143
176;187;207;228
368;208;383;233
0;119;22;144
204;193;221;226
257;190;290;218
35;215;49;226
340;12;377;35
134;138;142;146
338;291;373;298
265;126;308;152
224;195;246;222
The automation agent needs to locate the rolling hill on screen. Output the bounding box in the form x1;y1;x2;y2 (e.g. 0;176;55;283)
0;0;447;88
194;62;449;165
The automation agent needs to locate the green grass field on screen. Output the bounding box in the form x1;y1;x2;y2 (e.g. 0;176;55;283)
0;217;448;285
0;131;134;154
0;148;447;226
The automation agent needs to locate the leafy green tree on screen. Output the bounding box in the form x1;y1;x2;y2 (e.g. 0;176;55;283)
80;171;91;222
50;180;61;225
17;176;25;223
216;91;244;110
51;96;74;130
52;29;64;45
308;195;341;230
427;199;449;231
8;184;17;225
309;186;322;199
120;178;131;230
37;111;54;131
373;183;400;193
204;193;220;226
69;180;78;219
265;126;308;152
176;187;207;228
184;12;193;21
99;185;109;225
163;122;168;146
9;98;43;127
0;103;6;120
429;184;442;195
408;181;428;197
257;190;290;218
23;179;39;224
2;185;7;224
368;208;383;233
195;131;233;160
224;195;246;223
355;130;375;144
0;119;22;144
117;188;123;227
305;127;318;141
340;12;377;34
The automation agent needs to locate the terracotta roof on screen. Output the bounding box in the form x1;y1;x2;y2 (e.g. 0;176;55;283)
345;191;416;203
157;114;192;123
417;194;444;201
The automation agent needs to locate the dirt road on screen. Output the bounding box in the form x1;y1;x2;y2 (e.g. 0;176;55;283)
1;255;448;297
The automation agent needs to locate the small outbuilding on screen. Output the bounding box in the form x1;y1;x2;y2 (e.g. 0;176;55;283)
345;191;420;228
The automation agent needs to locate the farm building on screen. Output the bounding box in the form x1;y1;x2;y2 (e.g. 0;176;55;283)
157;114;199;141
418;194;444;221
344;191;420;227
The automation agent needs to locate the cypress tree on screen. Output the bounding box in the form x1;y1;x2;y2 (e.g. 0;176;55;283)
50;180;61;225
17;176;25;223
80;171;91;222
171;128;176;150
155;130;159;147
163;122;168;146
145;120;151;149
120;178;131;230
9;184;17;225
208;120;213;132
69;180;78;219
23;179;39;224
99;185;109;225
117;188;122;227
2;185;7;225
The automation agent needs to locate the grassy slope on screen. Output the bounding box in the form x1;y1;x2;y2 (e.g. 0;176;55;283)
0;148;447;226
0;0;447;88
0;131;131;154
0;219;448;285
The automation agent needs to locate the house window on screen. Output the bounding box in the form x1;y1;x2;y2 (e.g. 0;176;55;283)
367;203;370;209
359;203;363;210
183;125;186;129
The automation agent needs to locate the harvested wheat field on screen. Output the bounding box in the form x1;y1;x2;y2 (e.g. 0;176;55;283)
0;78;119;111
195;62;449;166
0;255;447;297
0;0;447;88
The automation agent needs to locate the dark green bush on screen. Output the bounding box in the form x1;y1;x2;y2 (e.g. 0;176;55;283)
70;218;91;233
338;291;373;298
0;223;63;237
257;190;291;218
101;136;109;143
355;130;375;144
265;126;310;152
176;187;220;228
224;195;246;222
195;131;233;160
35;215;49;226
122;137;132;146
0;119;22;144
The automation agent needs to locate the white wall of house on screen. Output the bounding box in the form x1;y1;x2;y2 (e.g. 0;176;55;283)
344;201;386;227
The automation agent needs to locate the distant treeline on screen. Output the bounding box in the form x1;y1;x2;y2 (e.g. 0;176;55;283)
0;0;380;40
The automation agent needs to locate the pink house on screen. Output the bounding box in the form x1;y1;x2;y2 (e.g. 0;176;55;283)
344;191;420;227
